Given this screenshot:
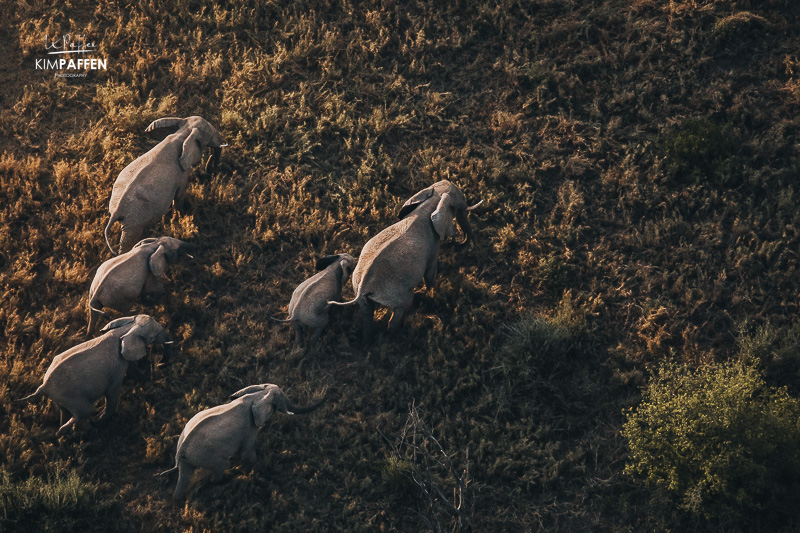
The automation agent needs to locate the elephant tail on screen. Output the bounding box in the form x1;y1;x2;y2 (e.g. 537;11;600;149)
327;295;363;307
269;315;293;324
156;464;179;477
104;214;120;256
15;384;45;403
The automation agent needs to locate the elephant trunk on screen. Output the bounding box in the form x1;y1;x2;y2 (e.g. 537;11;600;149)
455;200;482;247
285;396;326;415
455;207;473;247
161;341;175;365
178;242;198;259
205;146;222;174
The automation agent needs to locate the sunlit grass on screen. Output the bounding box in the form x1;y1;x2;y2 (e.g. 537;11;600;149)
1;0;799;530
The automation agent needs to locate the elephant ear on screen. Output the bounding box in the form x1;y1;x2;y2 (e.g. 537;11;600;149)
251;393;276;427
149;245;167;277
133;237;158;249
431;192;455;239
398;186;435;220
340;256;355;279
119;324;148;361
145;117;187;140
101;316;136;333
231;384;270;399
179;128;203;171
315;255;340;271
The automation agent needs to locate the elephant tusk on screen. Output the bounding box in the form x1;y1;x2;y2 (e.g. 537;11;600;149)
287;411;295;415
467;200;483;211
186;254;195;259
219;144;229;147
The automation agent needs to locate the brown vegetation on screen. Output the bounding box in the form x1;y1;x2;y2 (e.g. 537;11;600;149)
1;0;799;530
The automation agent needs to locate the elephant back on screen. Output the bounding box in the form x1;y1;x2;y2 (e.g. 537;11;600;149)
109;160;142;214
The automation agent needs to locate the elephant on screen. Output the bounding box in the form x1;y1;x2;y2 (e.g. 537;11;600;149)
16;315;173;437
105;116;225;255
88;236;197;336
329;180;481;341
272;254;357;348
157;383;324;501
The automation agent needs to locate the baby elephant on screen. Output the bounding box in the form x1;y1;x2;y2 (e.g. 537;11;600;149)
273;254;356;348
88;236;197;336
17;315;173;437
158;383;324;501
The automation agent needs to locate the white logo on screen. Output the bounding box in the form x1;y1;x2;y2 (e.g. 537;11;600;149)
35;34;108;77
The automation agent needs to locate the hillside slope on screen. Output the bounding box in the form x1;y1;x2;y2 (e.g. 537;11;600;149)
2;1;799;531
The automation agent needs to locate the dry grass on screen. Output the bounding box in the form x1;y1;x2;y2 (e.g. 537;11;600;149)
1;0;800;530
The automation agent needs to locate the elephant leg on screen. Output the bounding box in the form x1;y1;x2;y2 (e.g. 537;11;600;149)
56;400;91;437
119;225;144;254
143;274;165;298
358;298;376;344
56;415;77;437
388;293;414;333
424;258;439;289
173;460;195;501
294;324;305;346
125;360;148;383
309;327;323;346
208;457;228;483
94;381;123;425
59;407;70;427
240;433;258;467
174;186;187;213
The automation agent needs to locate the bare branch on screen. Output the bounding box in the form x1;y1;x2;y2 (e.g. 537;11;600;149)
385;401;473;532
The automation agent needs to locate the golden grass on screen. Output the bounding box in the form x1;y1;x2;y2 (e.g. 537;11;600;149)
1;0;800;530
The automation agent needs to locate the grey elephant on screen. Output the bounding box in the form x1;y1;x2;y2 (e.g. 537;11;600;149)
17;315;173;437
105;116;225;254
88;236;197;336
330;180;481;340
272;254;357;348
158;383;324;501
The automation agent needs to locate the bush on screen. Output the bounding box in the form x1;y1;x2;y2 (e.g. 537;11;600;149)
737;321;800;394
622;361;800;524
0;468;116;531
492;291;598;420
662;117;737;183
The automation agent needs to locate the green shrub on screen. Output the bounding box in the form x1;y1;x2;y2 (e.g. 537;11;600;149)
622;361;800;523
737;321;800;393
492;292;602;422
381;456;416;493
0;468;115;530
662;117;737;182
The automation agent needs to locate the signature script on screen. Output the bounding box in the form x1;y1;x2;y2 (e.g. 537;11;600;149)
45;34;97;54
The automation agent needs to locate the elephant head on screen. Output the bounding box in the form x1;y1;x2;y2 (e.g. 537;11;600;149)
397;180;482;246
136;236;198;277
102;314;173;361
315;253;357;279
230;384;326;427
145;116;226;173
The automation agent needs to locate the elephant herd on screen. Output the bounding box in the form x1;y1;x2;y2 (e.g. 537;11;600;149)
16;115;481;502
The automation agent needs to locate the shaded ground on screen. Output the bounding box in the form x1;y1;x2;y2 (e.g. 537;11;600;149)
1;1;799;531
